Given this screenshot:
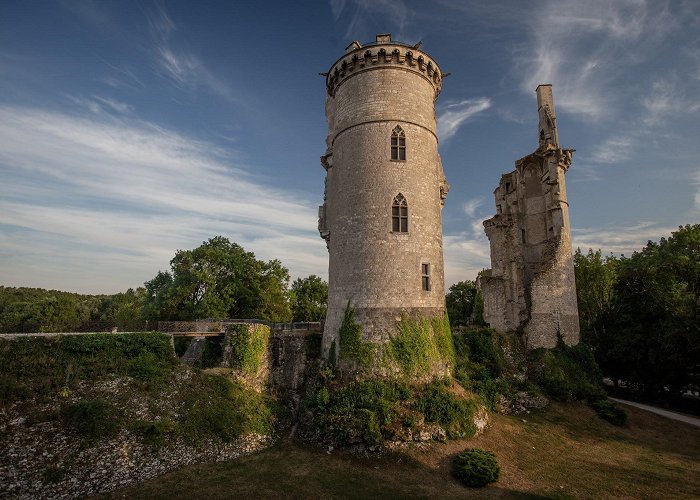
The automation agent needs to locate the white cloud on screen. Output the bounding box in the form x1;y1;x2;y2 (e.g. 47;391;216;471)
589;136;635;165
437;98;491;141
329;0;412;41
516;0;672;121
146;4;236;102
572;221;678;256
0;106;327;293
462;197;483;218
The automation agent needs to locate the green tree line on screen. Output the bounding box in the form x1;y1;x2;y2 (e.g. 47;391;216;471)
0;237;328;332
574;224;700;398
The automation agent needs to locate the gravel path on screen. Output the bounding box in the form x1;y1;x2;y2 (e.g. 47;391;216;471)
609;397;700;428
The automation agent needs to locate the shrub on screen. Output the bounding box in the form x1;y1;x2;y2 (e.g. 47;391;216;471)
61;398;120;440
590;398;627;426
127;351;171;383
453;328;513;410
180;374;273;444
531;342;604;402
0;333;175;402
453;448;500;487
320;379;409;445
414;382;477;439
131;418;179;448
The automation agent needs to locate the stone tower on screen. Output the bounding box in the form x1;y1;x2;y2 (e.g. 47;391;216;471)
318;34;449;361
480;85;579;349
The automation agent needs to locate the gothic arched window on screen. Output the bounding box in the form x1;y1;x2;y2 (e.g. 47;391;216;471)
391;125;406;161
392;193;408;232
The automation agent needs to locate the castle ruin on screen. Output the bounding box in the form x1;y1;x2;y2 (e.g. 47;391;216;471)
318;34;449;362
480;85;580;348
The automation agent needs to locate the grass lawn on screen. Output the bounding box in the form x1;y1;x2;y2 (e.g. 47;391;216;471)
100;403;700;499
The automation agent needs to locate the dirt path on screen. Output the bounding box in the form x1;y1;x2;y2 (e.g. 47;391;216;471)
610;397;700;427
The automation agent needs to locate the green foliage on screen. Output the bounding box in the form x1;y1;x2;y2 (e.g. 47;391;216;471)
338;305;374;367
0;286;151;333
143;236;293;322
453;328;513;410
319;379;411;446
226;324;270;374
445;280;477;327
0;333;175;402
180;374;273;443
531;341;605;403
453;448;500;487
590;399;627;426
131;418;179;448
414;381;477;439
291;275;328;321
127;351;172;384
386;314;455;377
575;224;700;398
61;398;120;440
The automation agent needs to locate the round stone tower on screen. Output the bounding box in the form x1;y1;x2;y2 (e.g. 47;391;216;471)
318;34;449;365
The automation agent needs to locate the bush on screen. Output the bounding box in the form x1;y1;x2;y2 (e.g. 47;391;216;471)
414;381;477;439
453;448;500;487
131;418;179;448
180;374;273;444
531;342;603;402
319;379;410;445
0;333;175;402
61;398;120;440
590;398;627;426
453;328;513;410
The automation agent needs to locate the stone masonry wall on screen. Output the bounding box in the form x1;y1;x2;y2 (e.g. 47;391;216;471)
481;85;579;349
320;35;448;360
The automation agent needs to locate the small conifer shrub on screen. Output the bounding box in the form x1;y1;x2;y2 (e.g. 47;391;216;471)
453;448;500;487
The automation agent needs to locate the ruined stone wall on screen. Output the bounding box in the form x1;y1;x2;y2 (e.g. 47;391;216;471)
481;85;579;349
320;34;449;359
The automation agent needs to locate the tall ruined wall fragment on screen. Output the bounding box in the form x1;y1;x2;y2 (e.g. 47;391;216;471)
481;85;579;349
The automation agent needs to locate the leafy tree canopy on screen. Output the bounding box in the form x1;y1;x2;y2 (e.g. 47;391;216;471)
291;275;328;322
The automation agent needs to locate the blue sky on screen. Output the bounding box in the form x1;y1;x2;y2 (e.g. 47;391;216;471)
1;0;699;294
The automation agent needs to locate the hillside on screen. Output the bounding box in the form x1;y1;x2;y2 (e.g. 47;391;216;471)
102;403;700;499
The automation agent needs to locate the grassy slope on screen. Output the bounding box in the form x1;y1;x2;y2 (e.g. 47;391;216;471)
100;403;700;499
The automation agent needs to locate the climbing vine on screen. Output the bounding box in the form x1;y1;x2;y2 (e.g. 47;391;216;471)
226;324;270;375
338;304;374;368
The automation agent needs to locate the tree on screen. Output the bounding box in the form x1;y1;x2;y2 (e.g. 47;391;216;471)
573;248;620;352
143;237;293;322
445;280;478;327
291;275;328;321
581;225;700;397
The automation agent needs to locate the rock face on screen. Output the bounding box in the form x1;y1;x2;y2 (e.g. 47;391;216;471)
480;85;580;349
319;34;450;364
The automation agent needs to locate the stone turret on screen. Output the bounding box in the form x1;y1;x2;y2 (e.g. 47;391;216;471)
480;85;579;349
319;34;449;370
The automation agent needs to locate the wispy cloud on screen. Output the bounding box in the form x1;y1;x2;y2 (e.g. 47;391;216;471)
589;136;635;164
329;0;413;41
437;98;491;141
516;0;673;121
66;95;134;116
443;196;491;286
0;106;327;293
146;4;236;102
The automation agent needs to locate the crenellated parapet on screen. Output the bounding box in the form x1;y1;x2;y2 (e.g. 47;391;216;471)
324;34;443;98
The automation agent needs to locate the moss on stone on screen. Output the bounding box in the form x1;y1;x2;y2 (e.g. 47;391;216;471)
387;314;455;377
227;324;270;375
338;304;374;368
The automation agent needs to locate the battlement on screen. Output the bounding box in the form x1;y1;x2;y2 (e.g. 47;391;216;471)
325;34;444;98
